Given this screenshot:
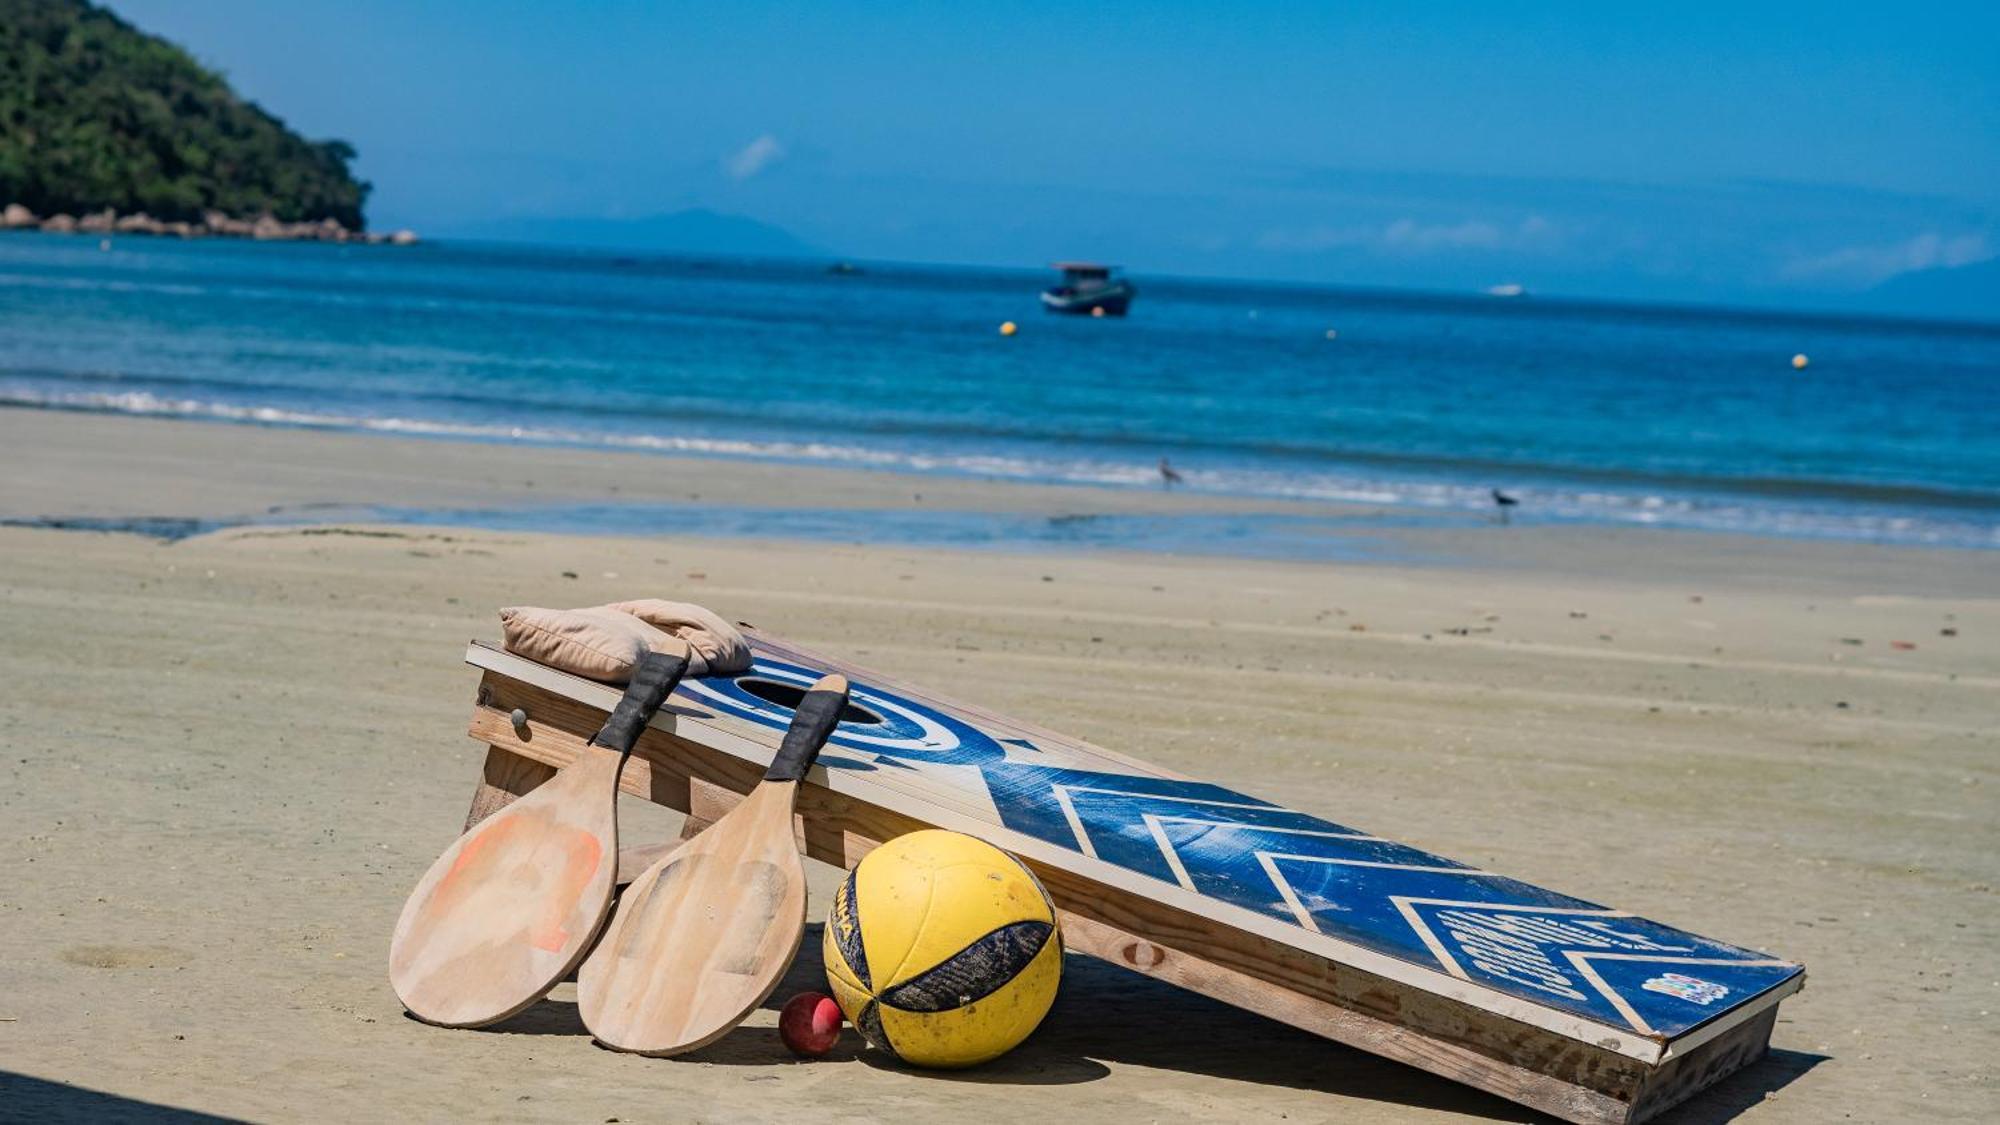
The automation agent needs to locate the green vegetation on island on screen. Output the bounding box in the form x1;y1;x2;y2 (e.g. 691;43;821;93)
0;0;371;230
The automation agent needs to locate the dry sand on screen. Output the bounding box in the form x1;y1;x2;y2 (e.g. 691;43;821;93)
1;410;1995;1123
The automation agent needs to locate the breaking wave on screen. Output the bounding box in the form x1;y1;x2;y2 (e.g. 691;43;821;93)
4;382;1994;551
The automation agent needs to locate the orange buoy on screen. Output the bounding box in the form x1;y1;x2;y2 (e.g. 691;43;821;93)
999;321;1018;337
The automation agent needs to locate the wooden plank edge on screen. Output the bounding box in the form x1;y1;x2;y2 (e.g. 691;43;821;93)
1629;1005;1780;1123
1657;974;1805;1061
462;745;557;832
1054;910;1636;1125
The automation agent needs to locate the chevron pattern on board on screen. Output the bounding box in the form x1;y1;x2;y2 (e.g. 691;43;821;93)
982;760;1800;1037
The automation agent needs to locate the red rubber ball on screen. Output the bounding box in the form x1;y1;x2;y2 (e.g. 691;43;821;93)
779;991;843;1057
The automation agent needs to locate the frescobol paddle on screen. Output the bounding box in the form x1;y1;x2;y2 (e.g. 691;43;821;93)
390;641;692;1028
577;674;849;1055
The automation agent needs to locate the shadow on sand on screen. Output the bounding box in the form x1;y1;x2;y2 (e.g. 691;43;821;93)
0;1072;248;1124
478;921;1825;1121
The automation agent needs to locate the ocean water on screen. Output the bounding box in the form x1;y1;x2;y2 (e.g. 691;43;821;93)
2;233;1996;552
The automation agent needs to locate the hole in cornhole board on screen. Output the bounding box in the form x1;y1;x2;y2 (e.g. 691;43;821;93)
735;677;886;726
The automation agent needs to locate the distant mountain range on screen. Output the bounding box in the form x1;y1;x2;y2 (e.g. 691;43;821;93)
1863;257;2000;324
445;208;824;258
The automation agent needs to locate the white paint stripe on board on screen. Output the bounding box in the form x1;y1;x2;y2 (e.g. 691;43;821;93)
1147;814;1383;842
1394;898;1470;979
680;662;966;754
1055;785;1378;863
1258;850;1323;931
1253;853;1503;933
1391;896;1639;984
1050;786;1097;859
1565;952;1656;1036
1390;897;1799;1040
1144;821;1452;901
1261;852;1495;877
1052;784;1300;814
1141;813;1198;892
1562;951;1805;1045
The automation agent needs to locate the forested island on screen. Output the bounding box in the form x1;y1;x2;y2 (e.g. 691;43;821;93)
0;0;411;243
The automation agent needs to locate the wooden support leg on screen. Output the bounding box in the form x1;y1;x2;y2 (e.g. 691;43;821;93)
463;743;559;831
611;779;858;885
615;778;747;884
680;776;742;840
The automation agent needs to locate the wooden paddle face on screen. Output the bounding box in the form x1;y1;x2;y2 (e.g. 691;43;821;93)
577;780;809;1055
389;747;624;1027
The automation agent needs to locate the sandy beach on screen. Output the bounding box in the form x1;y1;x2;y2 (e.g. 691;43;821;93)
1;409;1995;1123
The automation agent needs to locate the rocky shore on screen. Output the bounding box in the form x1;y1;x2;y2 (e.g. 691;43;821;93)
1;202;415;245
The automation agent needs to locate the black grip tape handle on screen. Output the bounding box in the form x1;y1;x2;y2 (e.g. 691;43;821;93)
766;675;849;782
589;648;690;756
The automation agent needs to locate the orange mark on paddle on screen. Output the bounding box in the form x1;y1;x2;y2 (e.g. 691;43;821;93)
532;829;604;953
429;815;517;914
426;810;604;954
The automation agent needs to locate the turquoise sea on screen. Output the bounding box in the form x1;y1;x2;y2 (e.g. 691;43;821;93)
1;233;1995;553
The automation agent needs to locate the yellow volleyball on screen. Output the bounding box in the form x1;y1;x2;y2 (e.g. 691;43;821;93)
823;829;1061;1067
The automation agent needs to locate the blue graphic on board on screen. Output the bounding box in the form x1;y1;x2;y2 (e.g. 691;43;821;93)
680;658;1007;769
692;658;1801;1037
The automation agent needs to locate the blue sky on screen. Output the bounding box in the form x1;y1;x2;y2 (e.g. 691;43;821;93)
115;1;1999;311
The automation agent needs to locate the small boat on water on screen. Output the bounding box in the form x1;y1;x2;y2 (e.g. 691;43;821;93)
1041;262;1135;316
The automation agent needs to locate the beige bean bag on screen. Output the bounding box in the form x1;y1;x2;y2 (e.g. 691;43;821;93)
499;600;750;683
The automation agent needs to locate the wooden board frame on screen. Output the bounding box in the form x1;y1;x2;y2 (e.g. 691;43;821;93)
454;636;1802;1123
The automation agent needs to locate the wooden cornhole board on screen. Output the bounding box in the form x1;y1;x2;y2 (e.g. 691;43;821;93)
457;632;1803;1124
